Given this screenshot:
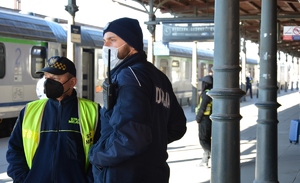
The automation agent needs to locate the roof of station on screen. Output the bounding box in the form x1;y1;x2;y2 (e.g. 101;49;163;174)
124;0;300;58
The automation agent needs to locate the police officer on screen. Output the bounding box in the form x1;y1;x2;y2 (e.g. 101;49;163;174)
196;75;213;167
89;17;187;183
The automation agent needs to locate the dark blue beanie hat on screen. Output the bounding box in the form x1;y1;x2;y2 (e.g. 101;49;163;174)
103;17;144;51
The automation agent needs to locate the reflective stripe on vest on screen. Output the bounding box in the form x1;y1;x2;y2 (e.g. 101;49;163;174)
195;89;212;115
22;98;98;170
201;97;212;115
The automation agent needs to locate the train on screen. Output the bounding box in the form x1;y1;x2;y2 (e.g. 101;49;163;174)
0;9;259;137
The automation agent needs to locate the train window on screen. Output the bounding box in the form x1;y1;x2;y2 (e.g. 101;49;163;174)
31;46;47;78
0;43;5;78
172;61;180;67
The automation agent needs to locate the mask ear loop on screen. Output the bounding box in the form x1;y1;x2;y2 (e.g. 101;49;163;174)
117;43;127;49
61;76;74;94
121;49;133;61
62;76;73;85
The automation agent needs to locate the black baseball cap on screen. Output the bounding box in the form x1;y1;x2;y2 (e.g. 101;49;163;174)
36;56;76;77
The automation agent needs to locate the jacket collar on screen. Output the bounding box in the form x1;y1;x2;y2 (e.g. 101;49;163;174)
110;51;147;77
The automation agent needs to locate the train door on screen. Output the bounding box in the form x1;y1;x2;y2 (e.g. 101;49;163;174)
82;49;94;101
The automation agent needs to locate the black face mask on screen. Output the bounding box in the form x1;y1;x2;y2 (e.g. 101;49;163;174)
44;78;71;99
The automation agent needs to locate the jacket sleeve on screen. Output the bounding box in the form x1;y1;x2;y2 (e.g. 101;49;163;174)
196;91;212;123
167;91;187;144
89;84;152;167
6;109;30;183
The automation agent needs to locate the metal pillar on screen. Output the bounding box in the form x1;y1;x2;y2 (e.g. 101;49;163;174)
285;53;288;92
65;0;78;62
254;0;280;182
191;42;198;112
209;0;244;182
147;0;155;64
291;57;294;91
296;58;299;90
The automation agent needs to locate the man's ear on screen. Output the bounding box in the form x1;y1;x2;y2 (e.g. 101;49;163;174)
71;77;77;87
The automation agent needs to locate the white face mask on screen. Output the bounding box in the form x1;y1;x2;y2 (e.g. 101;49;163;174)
102;44;125;70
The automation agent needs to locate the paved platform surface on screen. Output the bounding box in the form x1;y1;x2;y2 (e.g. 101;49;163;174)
0;90;300;183
168;90;300;183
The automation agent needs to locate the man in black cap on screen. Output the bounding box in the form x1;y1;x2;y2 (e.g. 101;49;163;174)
195;75;213;167
6;56;101;183
89;17;187;183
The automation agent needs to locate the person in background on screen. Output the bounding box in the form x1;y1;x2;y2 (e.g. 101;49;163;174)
196;75;213;167
6;56;101;183
89;17;187;183
246;73;253;99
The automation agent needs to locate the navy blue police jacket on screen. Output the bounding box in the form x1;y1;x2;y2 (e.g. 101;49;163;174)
89;51;187;183
6;90;101;183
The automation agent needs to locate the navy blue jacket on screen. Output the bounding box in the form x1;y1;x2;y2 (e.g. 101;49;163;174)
89;52;187;183
6;90;101;183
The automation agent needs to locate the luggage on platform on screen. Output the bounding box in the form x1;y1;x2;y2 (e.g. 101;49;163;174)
289;119;300;144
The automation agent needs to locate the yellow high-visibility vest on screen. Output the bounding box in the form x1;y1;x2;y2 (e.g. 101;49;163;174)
22;98;98;170
196;89;212;115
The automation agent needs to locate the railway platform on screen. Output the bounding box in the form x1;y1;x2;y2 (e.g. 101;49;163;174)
0;89;300;183
168;89;300;183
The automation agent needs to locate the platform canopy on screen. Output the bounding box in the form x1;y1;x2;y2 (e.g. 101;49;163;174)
119;0;300;58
